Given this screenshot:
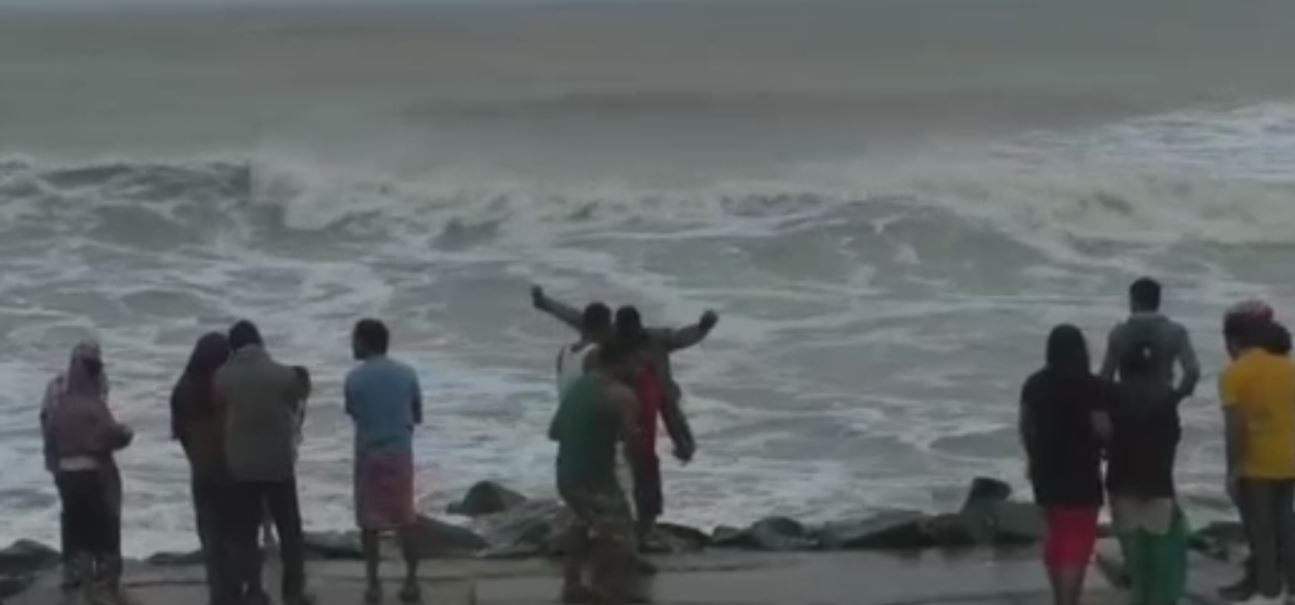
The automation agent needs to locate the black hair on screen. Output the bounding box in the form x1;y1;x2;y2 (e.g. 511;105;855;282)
615;306;645;344
1045;324;1091;376
1266;322;1292;356
1224;312;1270;351
353;318;390;355
228;320;264;352
582;303;612;333
1130;277;1162;312
185;332;231;378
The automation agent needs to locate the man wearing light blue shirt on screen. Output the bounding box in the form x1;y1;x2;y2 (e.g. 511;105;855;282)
345;318;424;604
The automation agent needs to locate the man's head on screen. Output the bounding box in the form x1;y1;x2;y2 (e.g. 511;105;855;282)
1129;277;1162;313
582;302;613;344
352;318;390;360
228;320;264;352
615;306;646;348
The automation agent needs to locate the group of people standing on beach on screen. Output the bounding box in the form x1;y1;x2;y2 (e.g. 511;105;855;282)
1022;278;1295;605
35;286;720;605
40;318;427;605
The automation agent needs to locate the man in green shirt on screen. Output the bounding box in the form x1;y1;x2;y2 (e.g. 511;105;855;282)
551;342;642;605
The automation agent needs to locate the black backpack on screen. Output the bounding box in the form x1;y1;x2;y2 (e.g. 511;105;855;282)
1118;324;1174;410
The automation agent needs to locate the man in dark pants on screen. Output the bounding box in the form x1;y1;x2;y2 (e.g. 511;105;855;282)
1099;278;1199;605
215;321;314;605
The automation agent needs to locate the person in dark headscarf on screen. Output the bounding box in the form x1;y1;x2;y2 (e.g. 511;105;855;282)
41;340;133;604
170;333;234;605
1020;325;1114;605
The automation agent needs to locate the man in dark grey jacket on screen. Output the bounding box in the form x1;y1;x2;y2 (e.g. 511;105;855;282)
1099;277;1200;605
215;320;313;605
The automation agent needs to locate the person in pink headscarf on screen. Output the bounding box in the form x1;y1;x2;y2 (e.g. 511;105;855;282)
40;340;134;603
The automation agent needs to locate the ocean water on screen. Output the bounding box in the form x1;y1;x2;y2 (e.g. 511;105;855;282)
3;0;1295;555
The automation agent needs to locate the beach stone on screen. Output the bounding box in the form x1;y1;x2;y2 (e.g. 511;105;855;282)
146;550;205;566
303;531;363;560
406;516;490;557
958;478;1015;543
713;517;819;551
0;540;59;575
1191;521;1247;561
923;513;978;548
960;477;1012;514
474;499;572;554
448;481;529;517
820;511;932;550
642;523;709;554
990;501;1045;545
0;574;34;600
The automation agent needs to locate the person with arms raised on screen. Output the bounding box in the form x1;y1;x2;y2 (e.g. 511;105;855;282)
532;286;718;541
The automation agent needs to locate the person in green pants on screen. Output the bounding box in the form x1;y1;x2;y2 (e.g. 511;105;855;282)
1101;278;1199;605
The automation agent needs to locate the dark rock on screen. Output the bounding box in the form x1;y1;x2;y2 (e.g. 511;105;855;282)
642;523;709;554
820;511;932;550
479;543;547;560
0;574;35;600
1191;521;1247;561
957;478;1016;544
448;481;529;517
711;525;744;543
303;531;363;560
474;498;571;555
406;516;490;557
959;477;1013;515
989;501;1044;545
713;516;818;551
922;513;978;548
146;550;206;566
0;540;60;575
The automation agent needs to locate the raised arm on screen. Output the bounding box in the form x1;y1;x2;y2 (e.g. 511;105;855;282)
1175;327;1201;401
648;310;719;353
531;286;584;333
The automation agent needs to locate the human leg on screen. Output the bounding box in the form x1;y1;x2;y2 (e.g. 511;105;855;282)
1273;481;1295;597
1243;480;1284;599
1042;507;1098;605
265;479;310;604
360;529;382;604
397;525;422;604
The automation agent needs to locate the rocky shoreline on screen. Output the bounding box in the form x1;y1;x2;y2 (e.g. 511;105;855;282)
0;477;1246;602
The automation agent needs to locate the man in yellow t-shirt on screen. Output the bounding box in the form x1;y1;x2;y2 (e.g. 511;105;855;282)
1221;307;1295;605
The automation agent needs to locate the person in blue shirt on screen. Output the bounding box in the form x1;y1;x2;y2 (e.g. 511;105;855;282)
345;319;424;604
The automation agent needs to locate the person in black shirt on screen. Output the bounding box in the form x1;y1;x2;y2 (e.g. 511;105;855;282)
1020;324;1114;605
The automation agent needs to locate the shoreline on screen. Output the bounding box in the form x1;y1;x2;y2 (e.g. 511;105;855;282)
1;478;1248;603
